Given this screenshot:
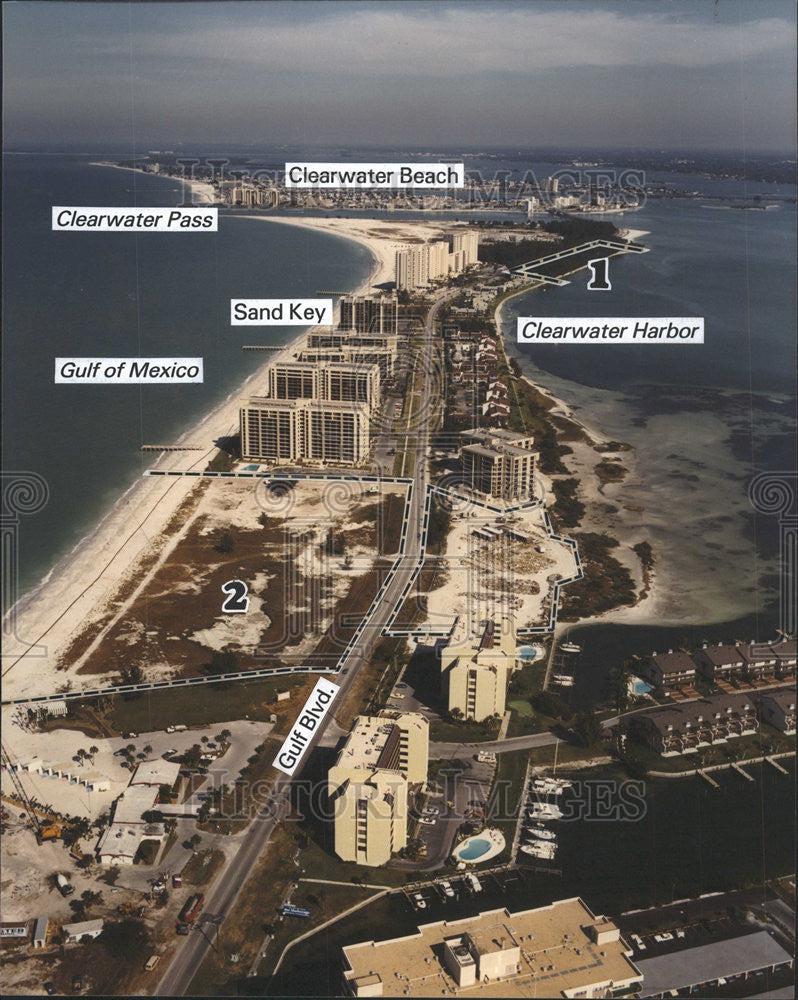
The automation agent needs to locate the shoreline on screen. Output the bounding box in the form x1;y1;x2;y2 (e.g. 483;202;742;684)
88;161;217;204
2;213;396;699
491;233;670;627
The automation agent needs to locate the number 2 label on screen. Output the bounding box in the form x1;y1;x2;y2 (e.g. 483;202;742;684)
221;579;250;613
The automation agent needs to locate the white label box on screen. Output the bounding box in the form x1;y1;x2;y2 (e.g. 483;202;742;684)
55;358;204;383
272;678;340;775
231;299;333;325
284;162;464;188
517;317;704;344
52;207;217;231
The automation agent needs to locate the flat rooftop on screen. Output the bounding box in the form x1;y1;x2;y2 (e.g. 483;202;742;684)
342;897;642;998
335;717;398;773
636;931;793;998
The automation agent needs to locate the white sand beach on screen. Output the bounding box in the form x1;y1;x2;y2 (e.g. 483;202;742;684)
2;216;405;701
88;161;217;204
3;212;659;701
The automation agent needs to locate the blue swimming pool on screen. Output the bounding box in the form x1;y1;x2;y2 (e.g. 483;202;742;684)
242;464;260;471
457;838;491;861
517;645;539;661
632;679;652;695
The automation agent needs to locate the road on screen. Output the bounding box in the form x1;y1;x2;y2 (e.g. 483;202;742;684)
159;292;453;996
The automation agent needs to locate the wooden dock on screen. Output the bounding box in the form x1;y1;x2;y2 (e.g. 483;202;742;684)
698;770;719;789
765;755;788;774
731;761;754;782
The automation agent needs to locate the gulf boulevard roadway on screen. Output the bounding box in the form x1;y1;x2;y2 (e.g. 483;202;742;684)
158;291;453;995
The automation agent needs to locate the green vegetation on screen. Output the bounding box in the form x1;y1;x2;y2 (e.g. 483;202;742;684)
633;541;655;569
206;446;237;473
505;377;570;475
258;882;384;978
99;919;150;960
594;460;629;484
550;477;585;529
104;674;310;735
559;532;636;620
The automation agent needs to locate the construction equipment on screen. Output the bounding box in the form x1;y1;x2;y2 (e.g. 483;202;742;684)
40;821;63;841
1;743;43;841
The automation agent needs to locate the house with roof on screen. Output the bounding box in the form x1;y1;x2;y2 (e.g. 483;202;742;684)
632;694;758;756
692;642;745;681
760;689;796;735
642;649;698;690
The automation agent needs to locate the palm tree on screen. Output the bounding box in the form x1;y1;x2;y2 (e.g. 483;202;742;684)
143;744;153;757
88;746;99;763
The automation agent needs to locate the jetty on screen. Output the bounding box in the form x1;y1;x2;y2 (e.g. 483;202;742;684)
698;770;719;789
731;761;754;782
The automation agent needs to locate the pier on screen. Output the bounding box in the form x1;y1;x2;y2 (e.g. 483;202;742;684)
140;445;205;452
698;770;719;789
242;345;290;351
731;761;754;782
765;755;788;774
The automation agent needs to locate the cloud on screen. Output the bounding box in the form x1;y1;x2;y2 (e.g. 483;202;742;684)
120;6;794;77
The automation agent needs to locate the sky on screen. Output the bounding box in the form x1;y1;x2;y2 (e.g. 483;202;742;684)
3;0;796;152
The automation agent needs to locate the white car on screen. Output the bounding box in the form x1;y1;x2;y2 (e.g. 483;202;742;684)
420;817;436;826
423;807;440;816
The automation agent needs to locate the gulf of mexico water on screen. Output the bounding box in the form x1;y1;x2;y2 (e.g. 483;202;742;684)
499;189;796;639
2;154;373;605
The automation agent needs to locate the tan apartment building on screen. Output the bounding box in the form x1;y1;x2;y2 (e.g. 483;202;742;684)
240;397;370;465
266;359;381;412
460;428;538;502
441;615;517;722
341;897;642;997
339;293;399;335
328;712;429;867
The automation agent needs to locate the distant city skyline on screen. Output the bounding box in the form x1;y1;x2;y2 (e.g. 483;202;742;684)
3;1;796;153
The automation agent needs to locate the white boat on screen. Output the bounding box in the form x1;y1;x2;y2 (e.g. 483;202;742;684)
527;803;563;821
465;873;482;893
532;777;572;795
521;842;556;859
524;824;556;841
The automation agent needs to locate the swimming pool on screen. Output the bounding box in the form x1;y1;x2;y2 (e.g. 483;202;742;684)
517;645;540;662
452;828;505;864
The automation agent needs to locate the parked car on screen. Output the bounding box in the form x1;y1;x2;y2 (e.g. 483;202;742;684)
44;983;56;996
420;817;436;826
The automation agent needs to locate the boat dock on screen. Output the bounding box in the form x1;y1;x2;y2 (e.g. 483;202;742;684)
731;761;754;782
765;756;788;774
698;770;719;789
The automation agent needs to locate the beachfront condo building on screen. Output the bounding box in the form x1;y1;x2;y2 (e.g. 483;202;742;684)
266;359;381;412
395;240;450;290
300;330;399;378
441;614;517;722
395;233;480;290
452;231;479;267
240;397;370;465
339;293;399;335
459;428;538;501
341;897;642;997
328;712;429;867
